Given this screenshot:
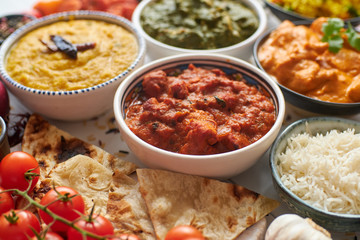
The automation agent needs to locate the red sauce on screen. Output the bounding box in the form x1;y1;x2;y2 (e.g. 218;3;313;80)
125;64;276;155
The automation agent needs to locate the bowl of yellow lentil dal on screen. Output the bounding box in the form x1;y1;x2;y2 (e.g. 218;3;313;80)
0;10;145;121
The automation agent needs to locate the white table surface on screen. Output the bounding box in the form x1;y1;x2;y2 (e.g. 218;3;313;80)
1;1;359;239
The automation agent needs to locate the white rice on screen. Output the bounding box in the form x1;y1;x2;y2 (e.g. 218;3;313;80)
276;128;360;214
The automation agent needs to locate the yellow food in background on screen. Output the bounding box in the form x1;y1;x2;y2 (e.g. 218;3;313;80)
270;0;360;19
6;20;138;91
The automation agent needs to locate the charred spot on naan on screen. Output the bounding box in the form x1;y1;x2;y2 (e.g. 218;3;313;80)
226;217;239;231
32;178;52;201
56;136;93;163
231;185;259;202
246;212;257;226
24;113;49;135
37;159;48;168
22;113;137;178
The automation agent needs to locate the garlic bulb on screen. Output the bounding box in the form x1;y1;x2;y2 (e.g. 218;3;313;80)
265;214;332;240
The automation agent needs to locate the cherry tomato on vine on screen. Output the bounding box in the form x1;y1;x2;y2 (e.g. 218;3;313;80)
0;186;14;215
67;214;114;240
0;209;41;240
39;186;85;233
0;151;40;192
32;231;64;240
108;234;141;240
164;225;205;240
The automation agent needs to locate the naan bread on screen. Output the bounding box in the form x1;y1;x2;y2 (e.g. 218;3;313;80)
36;156;156;237
106;170;156;239
237;217;267;240
22;113;137;180
42;155;113;213
137;169;279;240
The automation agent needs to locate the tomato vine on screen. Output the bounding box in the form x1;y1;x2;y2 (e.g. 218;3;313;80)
2;186;111;240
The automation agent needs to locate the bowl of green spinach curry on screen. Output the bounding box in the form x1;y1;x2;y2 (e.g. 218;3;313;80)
132;0;267;61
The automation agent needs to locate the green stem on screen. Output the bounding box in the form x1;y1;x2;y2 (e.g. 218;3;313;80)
11;189;108;240
4;210;19;224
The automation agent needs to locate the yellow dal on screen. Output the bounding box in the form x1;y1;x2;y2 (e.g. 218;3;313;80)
5;20;138;91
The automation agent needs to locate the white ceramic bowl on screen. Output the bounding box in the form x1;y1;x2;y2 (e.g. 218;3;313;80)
264;0;360;25
114;53;285;178
132;0;267;61
0;11;146;121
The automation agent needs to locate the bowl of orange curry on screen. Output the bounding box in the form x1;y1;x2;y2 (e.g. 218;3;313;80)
253;17;360;115
113;53;285;178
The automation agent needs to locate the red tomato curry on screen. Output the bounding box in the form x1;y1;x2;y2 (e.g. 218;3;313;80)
125;64;276;155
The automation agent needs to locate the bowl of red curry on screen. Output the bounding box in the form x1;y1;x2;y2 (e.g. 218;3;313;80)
113;54;285;178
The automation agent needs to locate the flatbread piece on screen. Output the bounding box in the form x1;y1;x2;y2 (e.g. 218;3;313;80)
40;155;113;213
106;170;156;240
137;169;279;240
22;113;137;180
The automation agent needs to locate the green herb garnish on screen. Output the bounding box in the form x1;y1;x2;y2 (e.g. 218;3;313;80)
321;18;360;53
345;23;360;51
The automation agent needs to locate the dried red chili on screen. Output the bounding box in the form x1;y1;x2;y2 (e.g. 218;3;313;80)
50;35;78;59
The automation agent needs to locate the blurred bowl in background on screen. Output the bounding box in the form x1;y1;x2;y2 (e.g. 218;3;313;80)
264;0;360;25
0;13;35;46
0;116;10;160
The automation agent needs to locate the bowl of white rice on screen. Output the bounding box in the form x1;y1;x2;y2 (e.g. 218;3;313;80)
270;116;360;232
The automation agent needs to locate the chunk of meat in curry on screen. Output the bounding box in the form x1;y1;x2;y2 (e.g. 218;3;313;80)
125;64;276;155
258;17;360;103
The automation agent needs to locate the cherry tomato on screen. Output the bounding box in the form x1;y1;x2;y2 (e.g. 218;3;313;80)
39;186;85;233
165;225;205;240
67;214;114;240
0;151;40;192
82;0;107;11
33;0;62;16
0;209;41;240
57;0;83;12
22;9;43;18
108;234;141;240
106;2;137;20
32;231;64;240
0;186;14;215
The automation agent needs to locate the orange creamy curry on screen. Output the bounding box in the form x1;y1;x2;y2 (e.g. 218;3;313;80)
258;18;360;103
125;64;276;155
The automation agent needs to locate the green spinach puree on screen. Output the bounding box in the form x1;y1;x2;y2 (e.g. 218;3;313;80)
140;0;259;50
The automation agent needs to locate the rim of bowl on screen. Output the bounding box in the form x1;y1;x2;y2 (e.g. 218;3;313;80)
270;116;360;219
132;0;267;53
0;10;146;96
0;116;6;143
264;0;360;23
253;21;360;109
114;53;286;159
